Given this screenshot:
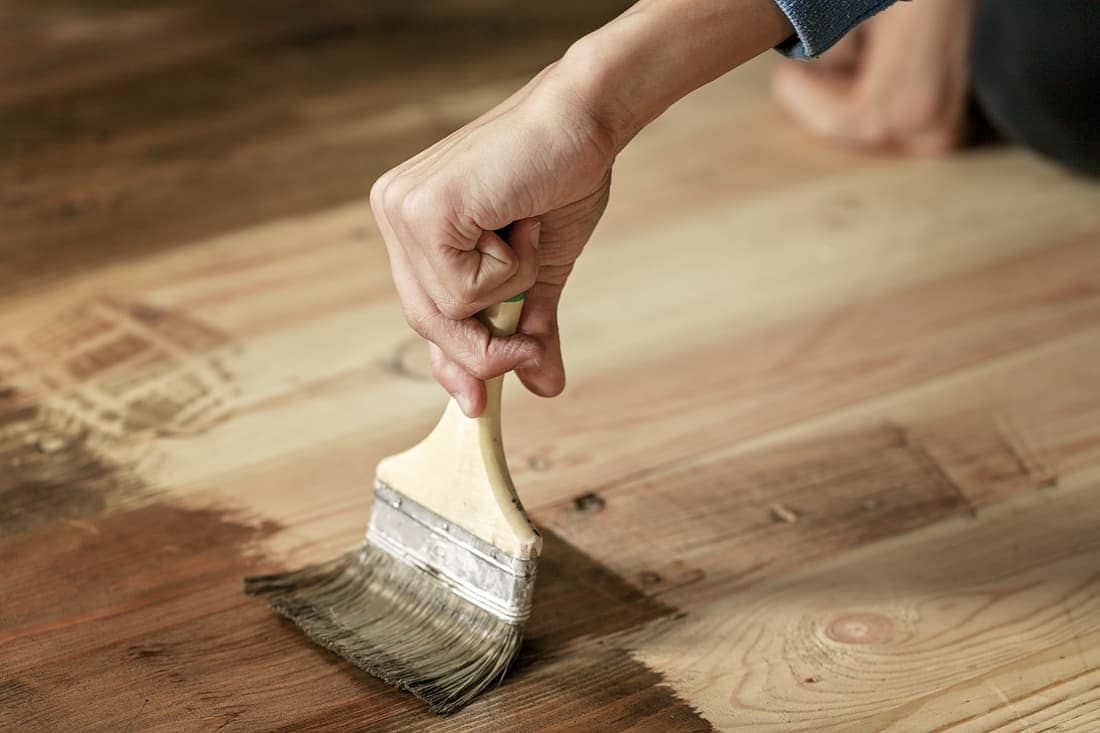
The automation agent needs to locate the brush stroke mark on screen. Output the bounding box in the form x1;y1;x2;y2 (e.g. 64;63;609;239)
0;680;37;709
886;422;979;519
903;413;1059;509
0;387;142;534
273;528;714;732
541;419;1063;606
0;297;241;535
0;501;283;731
1;299;707;728
11;296;241;440
2;498;711;731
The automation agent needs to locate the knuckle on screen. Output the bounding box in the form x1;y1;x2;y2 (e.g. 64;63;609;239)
398;183;435;223
377;176;425;222
515;259;539;292
436;297;474;321
465;359;494;381
369;171;397;213
455;339;494;380
453;278;483;306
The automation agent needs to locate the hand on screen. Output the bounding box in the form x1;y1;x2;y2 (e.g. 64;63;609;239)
371;0;792;417
370;68;615;417
772;0;977;155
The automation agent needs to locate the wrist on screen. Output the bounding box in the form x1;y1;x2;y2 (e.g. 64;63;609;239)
534;43;636;157
547;29;654;153
542;0;793;153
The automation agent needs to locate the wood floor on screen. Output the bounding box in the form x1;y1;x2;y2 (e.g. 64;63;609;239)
3;2;1100;731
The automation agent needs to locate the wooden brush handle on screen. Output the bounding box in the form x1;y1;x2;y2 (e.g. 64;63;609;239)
375;293;541;558
468;293;538;551
477;293;525;337
473;294;524;458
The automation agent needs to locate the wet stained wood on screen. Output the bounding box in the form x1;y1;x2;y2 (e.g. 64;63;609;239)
1;492;707;731
3;1;1100;731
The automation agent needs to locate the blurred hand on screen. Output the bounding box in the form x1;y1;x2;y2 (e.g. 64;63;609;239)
772;0;977;155
370;69;615;417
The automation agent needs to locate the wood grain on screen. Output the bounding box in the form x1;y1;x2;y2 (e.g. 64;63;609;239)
1;492;708;731
540;325;1100;605
634;471;1100;731
3;0;1100;730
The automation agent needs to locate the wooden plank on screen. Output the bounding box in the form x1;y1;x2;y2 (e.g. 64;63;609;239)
541;326;1100;603
0;494;709;731
0;1;628;104
1;154;1097;558
509;230;1100;505
6;263;1098;730
0;228;1090;571
6;335;1099;731
843;629;1100;732
631;469;1100;731
4;0;1100;728
1;200;1096;524
1;1;628;295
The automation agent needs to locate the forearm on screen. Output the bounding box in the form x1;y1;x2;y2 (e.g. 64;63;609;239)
547;0;793;151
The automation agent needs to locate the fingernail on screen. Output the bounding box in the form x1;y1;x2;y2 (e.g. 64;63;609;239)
529;219;541;248
455;392;474;416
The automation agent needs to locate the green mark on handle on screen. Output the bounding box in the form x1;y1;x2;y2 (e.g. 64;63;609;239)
505;293;526;303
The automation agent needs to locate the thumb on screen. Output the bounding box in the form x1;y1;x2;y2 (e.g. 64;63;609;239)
515;283;566;398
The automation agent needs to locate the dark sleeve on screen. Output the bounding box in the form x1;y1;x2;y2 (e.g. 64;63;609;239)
772;0;898;58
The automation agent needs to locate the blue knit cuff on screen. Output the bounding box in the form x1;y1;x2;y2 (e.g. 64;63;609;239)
773;0;898;58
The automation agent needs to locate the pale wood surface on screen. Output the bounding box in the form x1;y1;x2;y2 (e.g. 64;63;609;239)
3;2;1100;731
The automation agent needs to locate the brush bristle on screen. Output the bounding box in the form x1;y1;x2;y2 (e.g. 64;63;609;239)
243;543;524;715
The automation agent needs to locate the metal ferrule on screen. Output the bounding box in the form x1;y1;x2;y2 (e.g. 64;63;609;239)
367;481;537;624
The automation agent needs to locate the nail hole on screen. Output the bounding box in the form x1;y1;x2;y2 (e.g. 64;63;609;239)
573;492;605;513
527;455;553;471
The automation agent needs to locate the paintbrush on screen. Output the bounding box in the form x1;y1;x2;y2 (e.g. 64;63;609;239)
244;294;541;715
